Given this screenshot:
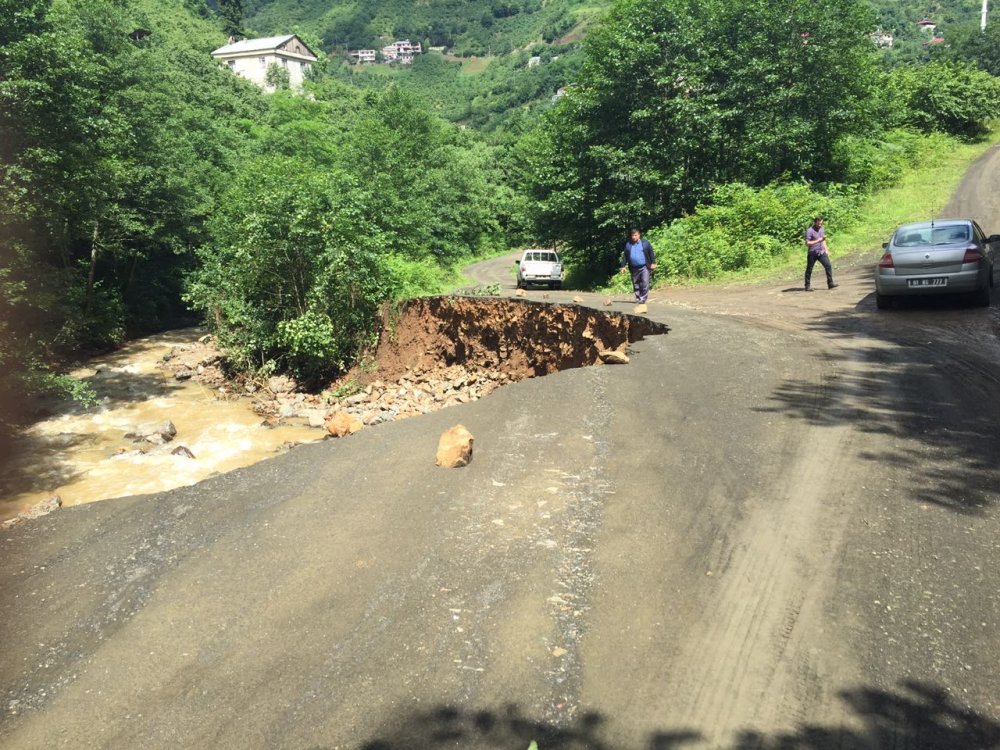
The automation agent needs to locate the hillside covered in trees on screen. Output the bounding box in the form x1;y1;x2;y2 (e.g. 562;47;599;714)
244;0;602;56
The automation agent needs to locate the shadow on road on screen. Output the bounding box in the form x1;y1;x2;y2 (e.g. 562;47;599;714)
350;680;999;749
755;300;1000;514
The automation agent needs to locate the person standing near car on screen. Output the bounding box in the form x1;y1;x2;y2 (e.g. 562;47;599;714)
804;217;838;291
621;228;656;303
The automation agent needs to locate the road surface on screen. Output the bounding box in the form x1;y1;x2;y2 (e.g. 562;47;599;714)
2;150;1000;749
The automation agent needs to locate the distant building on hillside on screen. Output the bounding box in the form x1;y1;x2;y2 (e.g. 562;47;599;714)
870;30;894;48
527;56;542;67
347;49;377;64
916;19;937;32
211;34;318;91
382;39;422;64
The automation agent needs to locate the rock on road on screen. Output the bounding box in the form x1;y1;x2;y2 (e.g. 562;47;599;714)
3;150;1000;749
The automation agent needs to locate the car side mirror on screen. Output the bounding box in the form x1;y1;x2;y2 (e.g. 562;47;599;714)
513;260;519;265
989;235;1000;244
882;242;889;249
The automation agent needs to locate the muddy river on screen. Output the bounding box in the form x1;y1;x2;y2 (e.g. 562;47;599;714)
0;329;323;524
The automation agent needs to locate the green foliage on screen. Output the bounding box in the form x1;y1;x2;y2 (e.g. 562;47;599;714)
945;22;1000;77
217;0;244;38
382;254;455;299
186;83;513;381
265;60;291;89
331;87;513;260
0;0;274;434
887;61;1000;139
519;0;883;279
828;129;926;191
246;0;596;57
187;156;394;382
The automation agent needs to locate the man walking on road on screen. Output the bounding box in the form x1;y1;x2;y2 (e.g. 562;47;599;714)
622;228;656;303
804;217;838;291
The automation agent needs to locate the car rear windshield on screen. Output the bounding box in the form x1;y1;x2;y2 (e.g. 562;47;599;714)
895;226;969;246
525;251;557;262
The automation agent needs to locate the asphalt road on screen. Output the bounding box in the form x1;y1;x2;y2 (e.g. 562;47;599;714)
3;151;1000;748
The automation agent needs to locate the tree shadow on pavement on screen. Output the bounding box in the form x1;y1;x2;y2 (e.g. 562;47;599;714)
755;302;1000;514
350;680;999;749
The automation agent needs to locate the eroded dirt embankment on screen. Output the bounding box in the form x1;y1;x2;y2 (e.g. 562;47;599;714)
356;296;669;384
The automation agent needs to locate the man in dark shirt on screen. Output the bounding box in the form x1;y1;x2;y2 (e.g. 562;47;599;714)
804;217;838;291
621;228;656;303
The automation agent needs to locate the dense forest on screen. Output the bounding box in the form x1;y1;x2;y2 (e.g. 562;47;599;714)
2;0;1000;447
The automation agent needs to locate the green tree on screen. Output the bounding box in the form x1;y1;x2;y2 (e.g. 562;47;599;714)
0;0;261;437
217;0;243;39
265;61;290;89
888;61;1000;138
945;21;1000;77
187;156;395;382
519;0;881;277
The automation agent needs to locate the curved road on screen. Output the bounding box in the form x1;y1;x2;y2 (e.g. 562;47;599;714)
2;151;1000;749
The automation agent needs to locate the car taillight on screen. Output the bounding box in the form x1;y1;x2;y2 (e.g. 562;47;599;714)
962;246;982;264
878;252;894;268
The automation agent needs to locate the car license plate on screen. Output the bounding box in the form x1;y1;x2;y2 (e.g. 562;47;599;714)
908;277;947;287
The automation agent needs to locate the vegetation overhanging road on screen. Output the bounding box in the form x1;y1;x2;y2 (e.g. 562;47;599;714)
2;153;1000;748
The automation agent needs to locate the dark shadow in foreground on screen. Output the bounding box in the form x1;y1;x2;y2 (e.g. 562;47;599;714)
346;680;999;750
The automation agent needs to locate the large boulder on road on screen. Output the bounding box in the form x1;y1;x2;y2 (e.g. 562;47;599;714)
436;425;474;468
325;413;363;438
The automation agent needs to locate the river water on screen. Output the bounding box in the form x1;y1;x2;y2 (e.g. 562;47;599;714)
0;329;324;524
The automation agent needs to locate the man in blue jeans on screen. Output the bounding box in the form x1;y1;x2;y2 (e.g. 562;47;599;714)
621;228;656;303
804;217;838;291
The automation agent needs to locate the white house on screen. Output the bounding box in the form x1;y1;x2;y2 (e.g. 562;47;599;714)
211;34;318;91
381;39;422;64
348;49;377;64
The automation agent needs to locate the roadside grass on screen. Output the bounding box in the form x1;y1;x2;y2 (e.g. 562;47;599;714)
645;127;1000;291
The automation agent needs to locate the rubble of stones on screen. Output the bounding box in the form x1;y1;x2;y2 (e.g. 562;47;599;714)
157;297;668;439
156;339;503;436
158;335;229;391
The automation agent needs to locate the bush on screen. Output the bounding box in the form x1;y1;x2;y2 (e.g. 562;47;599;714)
830;130;922;192
646;182;857;280
888;62;1000;139
186;157;396;383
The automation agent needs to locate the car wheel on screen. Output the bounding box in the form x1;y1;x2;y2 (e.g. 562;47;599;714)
553;282;562;290
875;292;892;310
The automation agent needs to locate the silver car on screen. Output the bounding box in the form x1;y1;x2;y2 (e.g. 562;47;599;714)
875;219;998;309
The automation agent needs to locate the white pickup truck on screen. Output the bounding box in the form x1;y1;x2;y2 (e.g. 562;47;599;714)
515;249;564;289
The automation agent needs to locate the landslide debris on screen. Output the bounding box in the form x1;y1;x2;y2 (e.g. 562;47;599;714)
160;296;669;432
